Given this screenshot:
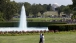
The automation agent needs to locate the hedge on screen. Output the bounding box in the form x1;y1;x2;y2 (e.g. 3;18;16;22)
27;22;66;27
0;22;19;27
48;24;76;31
0;22;66;27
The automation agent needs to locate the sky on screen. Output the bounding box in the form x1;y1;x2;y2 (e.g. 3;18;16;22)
11;0;72;6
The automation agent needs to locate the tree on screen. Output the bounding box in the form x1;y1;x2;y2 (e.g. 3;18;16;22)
38;4;46;17
40;9;45;16
68;0;76;10
63;6;72;16
0;12;4;21
3;1;18;21
71;11;76;19
47;4;52;11
43;4;47;11
0;0;7;12
17;2;23;15
30;4;40;17
70;0;76;19
0;0;10;21
72;0;76;5
24;2;31;16
55;7;61;17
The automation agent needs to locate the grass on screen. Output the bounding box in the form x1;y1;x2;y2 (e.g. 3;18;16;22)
12;18;70;22
27;18;62;22
0;31;76;43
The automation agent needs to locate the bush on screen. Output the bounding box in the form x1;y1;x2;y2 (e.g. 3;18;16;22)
48;24;76;31
27;22;66;27
0;22;66;27
0;22;19;27
71;11;76;19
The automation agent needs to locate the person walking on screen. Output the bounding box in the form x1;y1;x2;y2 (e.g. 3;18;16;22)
42;34;45;43
39;33;45;43
39;33;42;43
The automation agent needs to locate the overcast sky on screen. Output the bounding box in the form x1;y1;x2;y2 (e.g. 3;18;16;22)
11;0;72;6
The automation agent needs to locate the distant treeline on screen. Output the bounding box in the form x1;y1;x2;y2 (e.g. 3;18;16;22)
0;0;74;21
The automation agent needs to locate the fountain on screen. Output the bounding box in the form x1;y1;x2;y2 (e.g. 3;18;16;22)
19;5;27;30
0;5;48;32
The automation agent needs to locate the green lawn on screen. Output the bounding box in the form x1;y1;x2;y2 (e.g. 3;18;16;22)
27;18;62;22
12;18;70;22
0;31;76;43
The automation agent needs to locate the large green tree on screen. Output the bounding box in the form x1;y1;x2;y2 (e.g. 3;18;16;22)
55;7;62;17
63;6;72;16
30;4;40;17
0;0;18;21
70;0;76;19
4;1;18;21
37;4;46;17
47;4;52;11
72;0;76;5
71;11;76;19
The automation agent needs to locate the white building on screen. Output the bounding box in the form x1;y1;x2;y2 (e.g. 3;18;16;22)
52;3;60;11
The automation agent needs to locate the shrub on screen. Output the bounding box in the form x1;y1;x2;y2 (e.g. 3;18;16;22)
0;22;66;27
48;24;76;31
27;22;66;27
0;22;19;27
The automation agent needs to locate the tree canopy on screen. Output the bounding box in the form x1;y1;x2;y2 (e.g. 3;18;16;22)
71;0;76;19
0;0;18;21
0;0;74;21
